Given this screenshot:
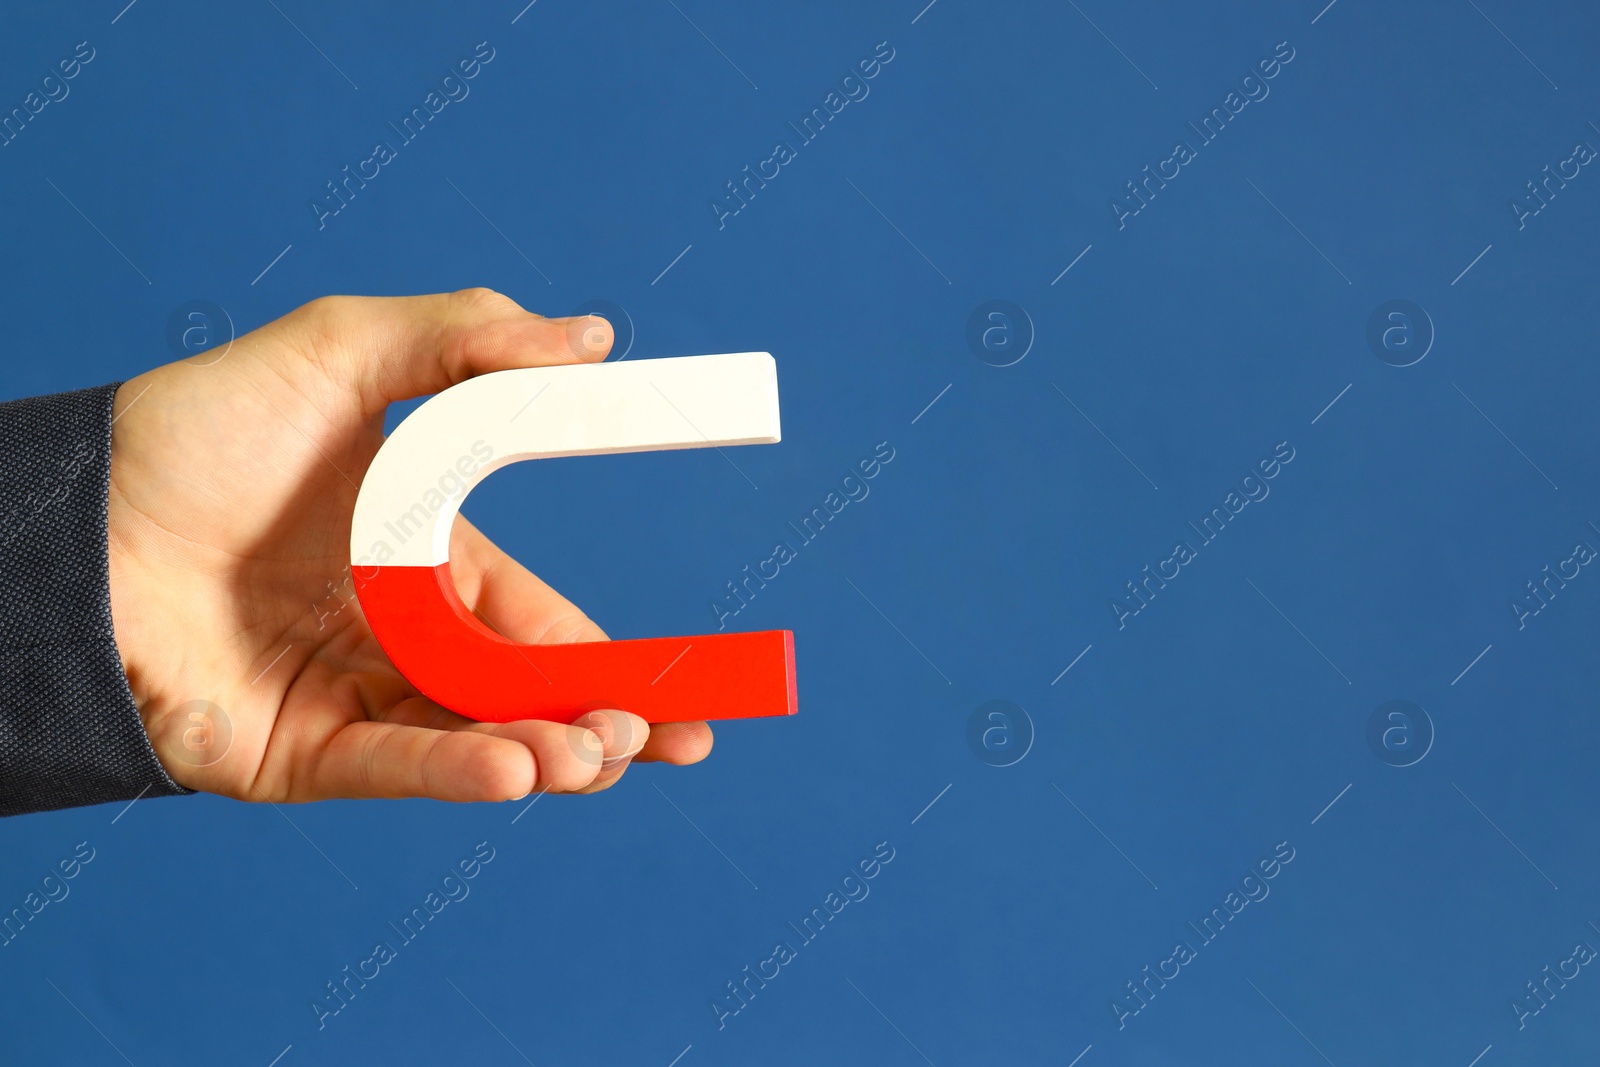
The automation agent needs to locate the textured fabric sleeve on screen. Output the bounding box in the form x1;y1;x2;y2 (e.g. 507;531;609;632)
0;382;192;817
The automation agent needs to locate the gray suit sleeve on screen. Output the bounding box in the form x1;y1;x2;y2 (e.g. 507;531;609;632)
0;382;193;817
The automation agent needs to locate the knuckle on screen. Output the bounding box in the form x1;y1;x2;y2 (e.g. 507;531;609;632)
452;286;517;316
355;727;386;797
284;295;362;374
297;294;357;328
464;741;520;800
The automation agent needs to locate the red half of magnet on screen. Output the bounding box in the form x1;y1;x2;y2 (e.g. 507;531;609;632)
354;563;797;725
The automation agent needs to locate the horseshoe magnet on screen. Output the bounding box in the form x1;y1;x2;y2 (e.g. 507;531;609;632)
350;351;797;725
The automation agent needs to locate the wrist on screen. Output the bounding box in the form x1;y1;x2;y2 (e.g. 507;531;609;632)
105;380;161;739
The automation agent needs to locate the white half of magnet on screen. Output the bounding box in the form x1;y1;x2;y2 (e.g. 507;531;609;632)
350;351;781;569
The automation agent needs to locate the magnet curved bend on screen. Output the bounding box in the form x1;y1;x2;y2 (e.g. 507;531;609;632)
350;352;797;725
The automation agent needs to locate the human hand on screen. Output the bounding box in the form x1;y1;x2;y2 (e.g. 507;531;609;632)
107;288;713;803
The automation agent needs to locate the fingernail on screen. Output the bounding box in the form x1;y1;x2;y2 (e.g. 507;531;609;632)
562;315;612;360
572;709;646;771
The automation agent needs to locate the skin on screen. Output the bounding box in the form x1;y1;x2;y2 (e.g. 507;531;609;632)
106;288;712;803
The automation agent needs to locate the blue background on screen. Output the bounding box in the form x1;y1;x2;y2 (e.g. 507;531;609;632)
2;0;1598;1063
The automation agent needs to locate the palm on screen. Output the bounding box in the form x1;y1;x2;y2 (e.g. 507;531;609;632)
106;291;710;803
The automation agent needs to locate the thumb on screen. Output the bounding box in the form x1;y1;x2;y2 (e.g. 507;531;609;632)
292;288;613;413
